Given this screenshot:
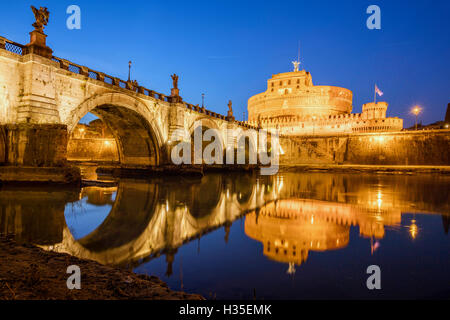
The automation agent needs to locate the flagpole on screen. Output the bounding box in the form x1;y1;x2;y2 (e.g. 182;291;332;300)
374;84;376;104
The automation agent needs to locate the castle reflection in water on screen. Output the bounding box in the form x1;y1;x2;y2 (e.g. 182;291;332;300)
0;172;449;277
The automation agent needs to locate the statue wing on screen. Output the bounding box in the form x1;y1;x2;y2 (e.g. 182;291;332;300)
31;6;38;17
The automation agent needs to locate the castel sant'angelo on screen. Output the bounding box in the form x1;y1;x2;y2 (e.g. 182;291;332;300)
247;62;404;135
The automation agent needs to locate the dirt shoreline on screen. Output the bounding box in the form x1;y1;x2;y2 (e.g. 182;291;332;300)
0;235;204;300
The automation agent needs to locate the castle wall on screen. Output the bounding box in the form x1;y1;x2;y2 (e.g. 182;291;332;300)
345;130;450;165
280;130;450;166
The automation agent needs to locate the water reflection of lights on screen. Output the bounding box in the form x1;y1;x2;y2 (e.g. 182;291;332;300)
287;262;296;275
377;191;383;209
409;219;418;240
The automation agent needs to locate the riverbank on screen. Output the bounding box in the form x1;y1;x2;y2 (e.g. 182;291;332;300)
279;164;450;174
0;235;203;300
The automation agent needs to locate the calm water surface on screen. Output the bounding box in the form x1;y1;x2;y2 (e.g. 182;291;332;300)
1;172;449;299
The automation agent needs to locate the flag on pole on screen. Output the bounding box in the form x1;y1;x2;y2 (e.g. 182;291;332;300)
375;85;384;97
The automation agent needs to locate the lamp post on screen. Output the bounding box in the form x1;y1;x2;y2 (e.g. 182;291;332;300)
412;106;421;131
128;61;132;82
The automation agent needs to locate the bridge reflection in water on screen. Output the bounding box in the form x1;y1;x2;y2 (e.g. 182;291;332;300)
0;173;449;282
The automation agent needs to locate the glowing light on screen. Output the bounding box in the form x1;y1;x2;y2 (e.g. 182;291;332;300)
277;180;284;193
409;219;418;240
375;136;385;143
411;106;421;116
377;191;383;208
104;140;111;146
287;263;296;275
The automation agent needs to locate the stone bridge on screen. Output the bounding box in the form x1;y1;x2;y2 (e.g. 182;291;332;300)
0;31;258;175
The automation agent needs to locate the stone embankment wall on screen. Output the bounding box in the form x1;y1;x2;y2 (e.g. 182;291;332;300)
0;124;67;167
67;138;119;162
280;130;450;166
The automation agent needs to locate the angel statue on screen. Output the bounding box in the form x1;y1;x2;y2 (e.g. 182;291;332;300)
171;74;179;89
227;100;234;118
31;6;50;33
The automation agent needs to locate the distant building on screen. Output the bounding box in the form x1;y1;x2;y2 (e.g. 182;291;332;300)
247;65;403;135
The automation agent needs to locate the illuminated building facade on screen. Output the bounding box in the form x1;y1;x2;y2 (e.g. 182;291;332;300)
247;65;404;135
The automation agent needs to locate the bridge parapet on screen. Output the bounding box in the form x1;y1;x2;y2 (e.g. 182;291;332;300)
1;36;254;126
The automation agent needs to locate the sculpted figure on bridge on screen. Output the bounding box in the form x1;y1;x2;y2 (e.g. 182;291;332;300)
227;100;235;121
31;6;50;33
171;74;179;89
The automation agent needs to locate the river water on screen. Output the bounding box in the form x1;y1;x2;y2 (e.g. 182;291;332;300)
1;172;449;299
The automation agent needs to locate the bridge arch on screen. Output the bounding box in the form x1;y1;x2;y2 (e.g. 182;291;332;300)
187;117;226;164
68;92;164;166
187;117;221;135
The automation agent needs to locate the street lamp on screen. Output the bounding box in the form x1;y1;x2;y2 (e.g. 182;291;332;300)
412;106;421;131
128;61;132;82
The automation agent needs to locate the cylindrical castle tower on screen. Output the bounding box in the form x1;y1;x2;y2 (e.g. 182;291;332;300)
248;68;353;123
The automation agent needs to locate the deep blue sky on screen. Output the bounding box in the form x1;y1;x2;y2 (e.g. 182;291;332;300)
1;0;449;126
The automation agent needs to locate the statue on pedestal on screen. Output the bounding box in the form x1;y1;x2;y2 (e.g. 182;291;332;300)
25;6;53;58
227;100;235;120
170;74;182;102
31;6;50;33
171;74;179;90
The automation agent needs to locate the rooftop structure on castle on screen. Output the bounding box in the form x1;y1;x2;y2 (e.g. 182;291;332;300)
248;62;403;135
